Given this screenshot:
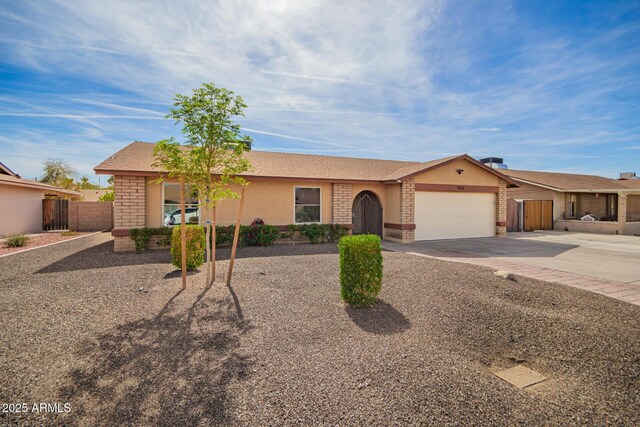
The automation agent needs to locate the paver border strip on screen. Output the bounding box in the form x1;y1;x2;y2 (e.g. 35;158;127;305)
404;251;640;306
0;230;105;259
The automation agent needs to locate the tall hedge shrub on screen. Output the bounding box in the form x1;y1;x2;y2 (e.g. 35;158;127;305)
171;225;206;270
338;234;383;307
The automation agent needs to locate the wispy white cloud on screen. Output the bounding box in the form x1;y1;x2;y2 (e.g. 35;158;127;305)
0;0;639;178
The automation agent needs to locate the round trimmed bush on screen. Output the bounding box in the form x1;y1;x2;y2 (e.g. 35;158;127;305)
338;234;383;307
171;225;205;270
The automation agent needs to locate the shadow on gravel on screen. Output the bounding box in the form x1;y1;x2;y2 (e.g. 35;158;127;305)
346;300;411;335
36;241;172;273
57;285;253;426
37;242;338;273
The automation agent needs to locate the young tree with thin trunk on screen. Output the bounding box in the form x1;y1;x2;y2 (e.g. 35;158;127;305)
152;139;194;289
163;82;252;286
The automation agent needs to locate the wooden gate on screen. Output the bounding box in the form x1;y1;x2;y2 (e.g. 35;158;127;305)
43;199;69;230
523;200;553;231
506;199;520;232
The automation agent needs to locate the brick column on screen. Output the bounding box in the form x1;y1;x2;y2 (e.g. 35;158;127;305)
496;178;507;237
331;183;353;225
400;178;415;242
618;193;627;235
113;175;146;251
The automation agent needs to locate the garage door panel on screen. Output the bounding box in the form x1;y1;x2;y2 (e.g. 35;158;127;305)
415;192;495;240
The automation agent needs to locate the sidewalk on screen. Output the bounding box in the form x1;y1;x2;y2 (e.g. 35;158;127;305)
383;242;640;306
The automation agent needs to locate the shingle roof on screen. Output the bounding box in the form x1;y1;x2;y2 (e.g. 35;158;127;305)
0;174;81;197
95;141;516;184
503;169;637;191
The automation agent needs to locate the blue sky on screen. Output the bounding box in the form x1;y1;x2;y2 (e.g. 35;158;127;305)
1;0;639;183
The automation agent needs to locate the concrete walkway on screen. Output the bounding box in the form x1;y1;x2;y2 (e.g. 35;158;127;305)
383;234;640;306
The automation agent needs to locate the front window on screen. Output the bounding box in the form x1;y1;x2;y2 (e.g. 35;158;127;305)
163;183;200;226
295;187;321;223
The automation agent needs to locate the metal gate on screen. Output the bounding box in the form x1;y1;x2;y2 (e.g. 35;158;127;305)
43;199;69;230
352;191;382;237
523;200;553;231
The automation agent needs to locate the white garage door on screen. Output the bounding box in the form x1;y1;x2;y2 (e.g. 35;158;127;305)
415;192;495;240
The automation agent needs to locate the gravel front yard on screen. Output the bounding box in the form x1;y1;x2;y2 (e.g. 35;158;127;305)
0;232;93;256
1;232;638;426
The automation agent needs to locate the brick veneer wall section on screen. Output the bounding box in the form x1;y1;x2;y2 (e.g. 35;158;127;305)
114;175;146;252
496;178;507;237
400;178;415;242
331;183;353;224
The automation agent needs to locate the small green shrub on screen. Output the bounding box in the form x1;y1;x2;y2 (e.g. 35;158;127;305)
212;224;279;247
98;191;114;202
129;227;172;252
287;224;299;244
171;225;205;270
5;233;29;247
339;234;383;307
61;231;78;237
299;223;329;244
327;224;351;242
244;224;279;246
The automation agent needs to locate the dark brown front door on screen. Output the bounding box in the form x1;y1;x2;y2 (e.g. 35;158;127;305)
352;191;382;237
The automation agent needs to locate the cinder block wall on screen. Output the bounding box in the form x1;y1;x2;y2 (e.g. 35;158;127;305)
113;175;146;251
69;202;113;231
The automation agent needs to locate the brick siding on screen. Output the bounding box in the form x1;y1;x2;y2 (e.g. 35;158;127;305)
331;183;353;224
496;178;507;237
400;179;415;242
114;175;146;251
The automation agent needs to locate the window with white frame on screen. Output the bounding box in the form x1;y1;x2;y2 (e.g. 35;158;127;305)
294;187;321;223
163;182;200;226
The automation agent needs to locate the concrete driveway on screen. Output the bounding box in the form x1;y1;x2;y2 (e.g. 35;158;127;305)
383;231;640;285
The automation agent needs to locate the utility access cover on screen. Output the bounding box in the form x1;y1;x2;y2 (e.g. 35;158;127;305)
494;365;546;389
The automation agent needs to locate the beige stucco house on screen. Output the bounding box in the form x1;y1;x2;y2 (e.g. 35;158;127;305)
0;162;81;238
504;169;640;235
94;141;518;251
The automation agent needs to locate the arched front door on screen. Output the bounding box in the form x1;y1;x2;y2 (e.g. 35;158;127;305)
352;191;383;237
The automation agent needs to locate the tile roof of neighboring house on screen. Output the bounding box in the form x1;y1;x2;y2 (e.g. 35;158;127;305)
94;141;518;185
503;169;638;192
619;179;640;189
0;174;81;197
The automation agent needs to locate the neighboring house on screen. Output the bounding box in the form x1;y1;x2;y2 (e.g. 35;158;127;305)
94;141;518;251
80;189;111;201
503;169;640;235
0;161;81;238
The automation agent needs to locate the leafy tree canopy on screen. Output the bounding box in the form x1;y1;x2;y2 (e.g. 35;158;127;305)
40;158;75;189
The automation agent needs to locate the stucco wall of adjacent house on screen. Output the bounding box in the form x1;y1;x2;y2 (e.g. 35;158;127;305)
413;158;500;186
0;185;44;237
